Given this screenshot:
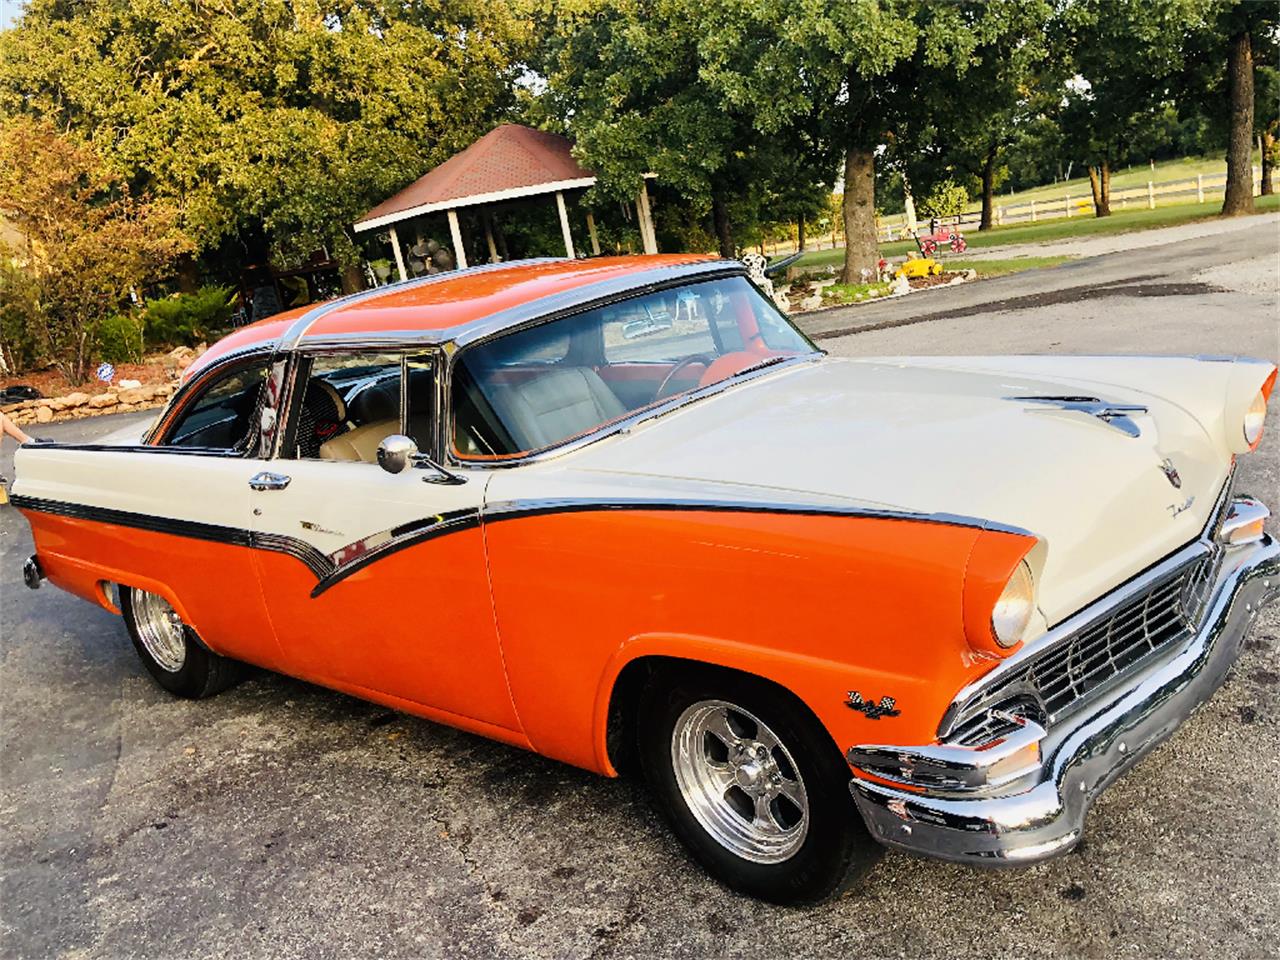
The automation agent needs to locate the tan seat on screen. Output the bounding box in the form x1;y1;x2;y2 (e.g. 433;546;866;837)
319;420;399;462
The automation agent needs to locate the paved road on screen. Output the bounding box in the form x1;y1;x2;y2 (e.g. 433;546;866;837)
2;217;1278;959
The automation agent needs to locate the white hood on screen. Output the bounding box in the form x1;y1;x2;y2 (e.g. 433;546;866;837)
530;355;1274;624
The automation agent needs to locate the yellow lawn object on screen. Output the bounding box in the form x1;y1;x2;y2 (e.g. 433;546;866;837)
894;255;943;279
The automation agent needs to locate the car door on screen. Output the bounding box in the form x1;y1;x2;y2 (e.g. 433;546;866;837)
12;353;287;670
246;350;520;733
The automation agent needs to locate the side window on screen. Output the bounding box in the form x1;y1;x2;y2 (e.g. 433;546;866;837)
289;352;438;463
163;362;270;452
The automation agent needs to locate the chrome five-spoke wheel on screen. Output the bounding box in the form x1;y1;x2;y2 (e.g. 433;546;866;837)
672;699;808;863
131;589;188;673
121;587;242;699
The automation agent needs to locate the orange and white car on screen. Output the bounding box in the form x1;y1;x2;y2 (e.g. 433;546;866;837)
12;256;1279;903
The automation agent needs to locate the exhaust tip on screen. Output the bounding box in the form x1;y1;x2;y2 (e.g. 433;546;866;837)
22;555;43;590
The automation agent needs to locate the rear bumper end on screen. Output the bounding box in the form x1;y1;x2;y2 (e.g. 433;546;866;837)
847;531;1279;865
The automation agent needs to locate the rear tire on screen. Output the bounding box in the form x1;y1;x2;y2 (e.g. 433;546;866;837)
121;587;242;698
637;665;880;904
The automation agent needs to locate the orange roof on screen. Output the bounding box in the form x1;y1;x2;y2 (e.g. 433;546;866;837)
354;125;595;231
188;255;717;379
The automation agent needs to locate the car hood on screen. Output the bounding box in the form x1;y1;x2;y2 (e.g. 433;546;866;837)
539;356;1268;625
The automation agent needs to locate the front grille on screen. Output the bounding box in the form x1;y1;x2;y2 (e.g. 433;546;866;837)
949;550;1216;746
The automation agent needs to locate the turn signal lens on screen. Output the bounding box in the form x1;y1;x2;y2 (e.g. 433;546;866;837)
1243;389;1267;448
991;562;1035;648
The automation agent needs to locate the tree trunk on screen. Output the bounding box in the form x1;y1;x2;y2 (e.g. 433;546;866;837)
840;146;878;285
980;142;998;230
340;264;365;295
1262;128;1276;196
797;213;806;252
1222;29;1255;216
1087;164;1110;217
711;195;734;259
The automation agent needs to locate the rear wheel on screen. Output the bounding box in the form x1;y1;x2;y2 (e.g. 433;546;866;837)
121;587;241;698
637;666;880;904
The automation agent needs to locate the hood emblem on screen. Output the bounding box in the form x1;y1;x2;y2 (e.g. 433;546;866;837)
1158;458;1182;489
1010;396;1149;439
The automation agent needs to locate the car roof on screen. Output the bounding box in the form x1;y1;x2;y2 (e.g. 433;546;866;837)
188;254;734;380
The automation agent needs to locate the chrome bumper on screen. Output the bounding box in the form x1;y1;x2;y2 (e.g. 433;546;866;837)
847;532;1280;865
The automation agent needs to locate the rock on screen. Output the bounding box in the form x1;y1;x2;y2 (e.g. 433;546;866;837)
0;402;21;414
88;393;119;409
117;387;153;404
63;392;91;408
167;345;194;361
35;405;53;423
118;378;142;389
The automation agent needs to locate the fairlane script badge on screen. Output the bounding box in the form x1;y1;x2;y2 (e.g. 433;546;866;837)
845;691;900;719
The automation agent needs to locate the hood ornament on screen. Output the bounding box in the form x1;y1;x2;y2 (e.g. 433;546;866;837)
1010;396;1149;439
1158;458;1182;488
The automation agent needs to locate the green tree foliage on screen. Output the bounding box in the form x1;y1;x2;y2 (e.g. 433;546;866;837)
1055;0;1217;218
0;119;189;383
0;0;531;274
534;0;831;258
142;286;236;348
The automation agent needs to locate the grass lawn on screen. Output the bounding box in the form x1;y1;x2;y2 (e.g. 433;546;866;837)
792;194;1280;271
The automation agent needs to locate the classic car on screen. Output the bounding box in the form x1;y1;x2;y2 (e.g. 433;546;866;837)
12;255;1279;904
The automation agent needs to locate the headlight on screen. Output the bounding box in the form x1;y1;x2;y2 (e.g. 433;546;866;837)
1243;389;1267;448
991;562;1034;648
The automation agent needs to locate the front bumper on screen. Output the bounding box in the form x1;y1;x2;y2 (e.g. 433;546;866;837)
847;531;1279;865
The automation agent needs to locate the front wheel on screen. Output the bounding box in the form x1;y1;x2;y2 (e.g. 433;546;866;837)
637;667;881;904
121;587;242;698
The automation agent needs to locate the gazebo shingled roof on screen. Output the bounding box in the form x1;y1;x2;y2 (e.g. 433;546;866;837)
354;124;595;232
352;123;657;279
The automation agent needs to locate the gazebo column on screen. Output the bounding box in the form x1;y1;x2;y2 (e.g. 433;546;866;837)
447;209;468;270
586;212;601;256
636;180;658;254
555;191;576;259
483;213;500;263
388;225;408;282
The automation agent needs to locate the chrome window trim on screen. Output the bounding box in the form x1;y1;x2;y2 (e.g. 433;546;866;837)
937;470;1237;739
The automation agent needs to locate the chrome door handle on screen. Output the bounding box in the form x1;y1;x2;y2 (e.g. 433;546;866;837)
249;471;291;491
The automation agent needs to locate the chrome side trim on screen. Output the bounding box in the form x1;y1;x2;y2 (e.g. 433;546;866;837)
481;496;1037;537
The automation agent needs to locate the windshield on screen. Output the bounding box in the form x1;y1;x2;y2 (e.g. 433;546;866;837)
451;274;817;459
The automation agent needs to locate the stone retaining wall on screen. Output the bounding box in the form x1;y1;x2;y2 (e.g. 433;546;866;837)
2;380;178;426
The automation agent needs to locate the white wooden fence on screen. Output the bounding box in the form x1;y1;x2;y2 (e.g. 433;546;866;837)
874;166;1265;242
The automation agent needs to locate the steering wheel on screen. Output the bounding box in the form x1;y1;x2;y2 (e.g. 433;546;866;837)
655;354;716;400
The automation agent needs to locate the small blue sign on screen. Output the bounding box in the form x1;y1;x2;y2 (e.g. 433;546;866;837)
96;362;115;383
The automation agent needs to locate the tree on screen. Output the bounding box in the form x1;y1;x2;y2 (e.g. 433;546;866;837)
534;0;829;259
0;0;530;285
0;119;188;382
698;2;1029;282
1055;0;1214;219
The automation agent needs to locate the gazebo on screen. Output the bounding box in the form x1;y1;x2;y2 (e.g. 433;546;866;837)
353;124;659;281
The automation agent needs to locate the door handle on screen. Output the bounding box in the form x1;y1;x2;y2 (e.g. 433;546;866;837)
249;471;291;491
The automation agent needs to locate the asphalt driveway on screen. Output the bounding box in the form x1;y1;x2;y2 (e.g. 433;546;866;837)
2;214;1278;959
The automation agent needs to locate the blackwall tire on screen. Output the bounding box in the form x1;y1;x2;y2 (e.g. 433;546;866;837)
637;665;881;904
121;587;242;699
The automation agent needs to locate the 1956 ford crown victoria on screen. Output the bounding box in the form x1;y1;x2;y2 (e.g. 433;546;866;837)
12;256;1279;903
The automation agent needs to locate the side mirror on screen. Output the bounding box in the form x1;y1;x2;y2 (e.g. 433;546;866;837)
376;434;418;474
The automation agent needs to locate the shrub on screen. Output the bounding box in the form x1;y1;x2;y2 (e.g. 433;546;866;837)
918;179;970;219
0;260;43;374
142;285;234;347
96;311;146;364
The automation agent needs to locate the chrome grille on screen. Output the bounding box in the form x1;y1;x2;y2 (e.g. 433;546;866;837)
949;551;1215;746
